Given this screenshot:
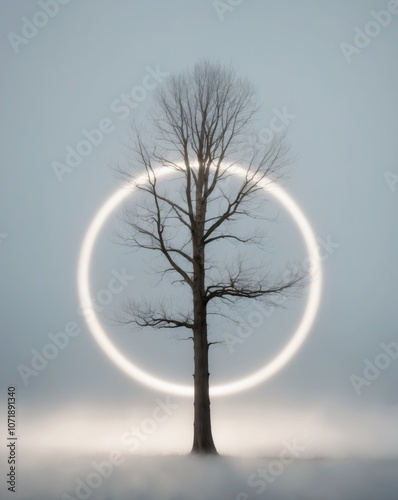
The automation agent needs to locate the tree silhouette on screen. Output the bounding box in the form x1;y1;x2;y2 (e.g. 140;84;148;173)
117;61;305;454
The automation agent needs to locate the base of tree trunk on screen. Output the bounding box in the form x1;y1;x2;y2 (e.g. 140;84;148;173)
190;441;219;455
190;447;219;455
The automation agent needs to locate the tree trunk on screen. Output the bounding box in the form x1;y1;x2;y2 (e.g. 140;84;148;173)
191;165;218;454
190;299;218;454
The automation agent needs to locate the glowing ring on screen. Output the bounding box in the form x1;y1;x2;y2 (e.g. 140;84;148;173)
77;165;322;397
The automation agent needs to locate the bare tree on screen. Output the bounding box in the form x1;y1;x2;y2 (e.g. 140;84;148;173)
117;61;305;454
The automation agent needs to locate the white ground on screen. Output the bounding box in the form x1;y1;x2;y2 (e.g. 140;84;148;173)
11;454;398;500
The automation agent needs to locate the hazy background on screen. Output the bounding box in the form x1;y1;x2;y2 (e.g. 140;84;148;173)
1;0;397;498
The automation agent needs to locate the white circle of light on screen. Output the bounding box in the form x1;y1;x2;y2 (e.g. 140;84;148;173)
77;165;322;397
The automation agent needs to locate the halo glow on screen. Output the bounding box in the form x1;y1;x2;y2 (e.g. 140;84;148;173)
77;165;322;397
